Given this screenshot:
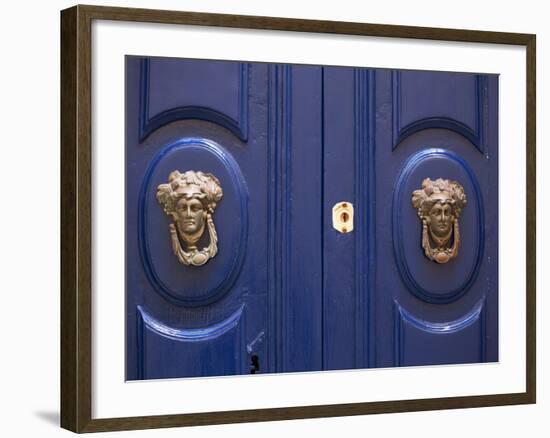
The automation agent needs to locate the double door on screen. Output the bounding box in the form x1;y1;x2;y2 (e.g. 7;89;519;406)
126;56;498;380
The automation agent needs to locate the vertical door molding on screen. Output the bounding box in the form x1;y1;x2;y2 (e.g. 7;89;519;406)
353;68;377;368
267;64;292;373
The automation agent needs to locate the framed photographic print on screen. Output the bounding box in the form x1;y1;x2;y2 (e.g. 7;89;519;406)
60;4;536;433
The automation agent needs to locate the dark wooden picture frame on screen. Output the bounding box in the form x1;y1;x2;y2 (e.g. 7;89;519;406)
60;4;536;433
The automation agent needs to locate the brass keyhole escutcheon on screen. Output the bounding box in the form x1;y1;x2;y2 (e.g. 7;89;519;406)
332;201;354;234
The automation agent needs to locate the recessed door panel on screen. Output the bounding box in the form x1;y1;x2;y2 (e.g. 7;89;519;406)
136;305;247;379
394;300;486;366
141;58;249;141
393;148;484;303
393;71;487;152
139;138;248;306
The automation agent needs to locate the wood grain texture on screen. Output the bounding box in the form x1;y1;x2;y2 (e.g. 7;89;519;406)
525;34;536;404
61;4;93;432
77;4;533;44
60;5;78;432
81;393;535;433
60;4;536;433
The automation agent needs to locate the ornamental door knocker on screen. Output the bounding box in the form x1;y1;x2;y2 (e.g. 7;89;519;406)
156;170;223;267
411;178;467;264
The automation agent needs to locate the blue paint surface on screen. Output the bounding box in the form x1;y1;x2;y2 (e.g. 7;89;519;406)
126;56;499;380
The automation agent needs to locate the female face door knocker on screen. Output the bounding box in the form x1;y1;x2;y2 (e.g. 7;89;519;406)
156;170;223;267
411;178;467;264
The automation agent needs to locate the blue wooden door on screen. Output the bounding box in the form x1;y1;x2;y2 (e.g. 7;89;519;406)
126;57;498;380
322;68;498;369
125;57;324;379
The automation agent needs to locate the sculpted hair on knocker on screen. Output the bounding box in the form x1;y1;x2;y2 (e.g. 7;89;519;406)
411;177;467;219
156;170;223;215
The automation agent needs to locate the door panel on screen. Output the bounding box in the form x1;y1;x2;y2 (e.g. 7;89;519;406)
274;65;324;373
140;57;249;141
136;305;247;379
394;299;486;366
392;148;484;304
322;67;374;370
373;70;498;367
138;137;249;306
126;57;273;380
392;71;486;152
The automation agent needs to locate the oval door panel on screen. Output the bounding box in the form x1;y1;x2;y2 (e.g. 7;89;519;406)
393;148;484;303
138;138;248;306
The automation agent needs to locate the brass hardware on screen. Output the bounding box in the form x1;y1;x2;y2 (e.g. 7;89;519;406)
411;178;467;264
157;170;223;266
332;201;354;234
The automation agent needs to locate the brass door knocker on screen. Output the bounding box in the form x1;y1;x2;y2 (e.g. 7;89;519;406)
411;178;467;264
156;170;223;266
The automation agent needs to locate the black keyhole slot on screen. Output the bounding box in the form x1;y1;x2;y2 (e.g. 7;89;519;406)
340;212;349;223
250;354;260;374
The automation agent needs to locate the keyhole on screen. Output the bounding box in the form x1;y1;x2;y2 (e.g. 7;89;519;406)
332;201;354;234
250;354;260;374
